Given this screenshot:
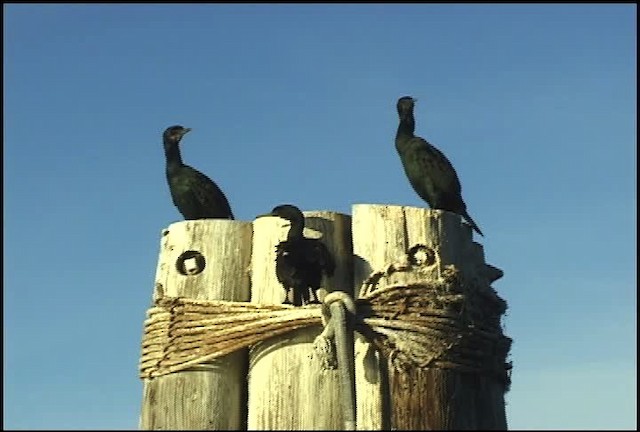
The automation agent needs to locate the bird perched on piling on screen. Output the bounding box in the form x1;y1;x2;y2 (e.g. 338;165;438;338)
395;96;484;236
162;125;234;220
257;204;335;306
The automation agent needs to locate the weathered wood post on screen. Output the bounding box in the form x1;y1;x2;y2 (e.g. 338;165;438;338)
248;211;353;430
352;204;511;430
139;220;252;429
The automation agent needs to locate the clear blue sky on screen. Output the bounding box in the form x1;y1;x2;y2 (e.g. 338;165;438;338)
3;4;636;430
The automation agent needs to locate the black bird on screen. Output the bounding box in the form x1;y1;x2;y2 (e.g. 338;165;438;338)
395;96;484;236
162;125;234;220
257;204;335;306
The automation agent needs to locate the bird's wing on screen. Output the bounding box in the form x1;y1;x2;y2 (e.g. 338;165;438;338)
275;241;314;296
188;167;234;219
304;240;336;277
413;137;463;196
274;242;290;261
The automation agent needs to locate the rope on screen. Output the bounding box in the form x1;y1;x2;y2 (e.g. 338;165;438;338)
316;292;357;431
356;264;512;386
139;298;322;378
139;265;511;389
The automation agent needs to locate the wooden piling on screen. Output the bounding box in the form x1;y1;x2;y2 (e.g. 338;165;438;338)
247;211;353;430
352;204;510;430
138;204;510;430
139;220;252;430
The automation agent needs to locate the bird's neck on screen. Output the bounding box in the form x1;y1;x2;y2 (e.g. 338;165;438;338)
164;143;184;168
286;219;305;240
396;114;416;140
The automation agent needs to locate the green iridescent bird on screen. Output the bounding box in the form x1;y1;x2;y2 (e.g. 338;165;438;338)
162;125;234;220
395;97;484;236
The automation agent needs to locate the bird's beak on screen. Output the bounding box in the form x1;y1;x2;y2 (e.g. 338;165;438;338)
182;128;192;135
412;98;418;103
255;212;275;219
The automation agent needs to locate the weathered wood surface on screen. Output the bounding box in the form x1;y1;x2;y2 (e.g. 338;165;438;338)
248;211;353;430
352;204;508;430
139;220;252;430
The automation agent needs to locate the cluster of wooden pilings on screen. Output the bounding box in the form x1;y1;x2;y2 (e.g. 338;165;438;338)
138;204;511;430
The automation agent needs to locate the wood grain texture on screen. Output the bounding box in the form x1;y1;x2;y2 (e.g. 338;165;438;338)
140;220;252;430
352;204;508;430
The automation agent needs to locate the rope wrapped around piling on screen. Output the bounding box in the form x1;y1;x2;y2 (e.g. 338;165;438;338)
139;264;511;387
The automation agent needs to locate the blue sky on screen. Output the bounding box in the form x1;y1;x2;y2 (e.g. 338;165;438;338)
3;4;636;430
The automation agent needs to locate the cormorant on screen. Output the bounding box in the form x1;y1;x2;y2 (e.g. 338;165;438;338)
162;125;234;220
257;204;335;306
395;96;484;236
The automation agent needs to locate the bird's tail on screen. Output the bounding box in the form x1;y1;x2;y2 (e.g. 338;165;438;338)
462;210;484;237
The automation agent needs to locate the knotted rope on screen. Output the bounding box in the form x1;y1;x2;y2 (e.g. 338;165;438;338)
140;270;511;390
314;292;357;430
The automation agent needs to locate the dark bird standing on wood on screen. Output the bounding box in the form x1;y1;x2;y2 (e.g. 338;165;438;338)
257;204;335;306
162;125;234;220
395;97;484;236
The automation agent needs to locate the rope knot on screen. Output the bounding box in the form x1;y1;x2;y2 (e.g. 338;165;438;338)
140;262;510;389
320;291;356;327
312;291;356;430
314;291;355;370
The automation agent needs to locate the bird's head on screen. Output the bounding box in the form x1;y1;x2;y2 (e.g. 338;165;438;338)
397;96;416;117
163;125;191;147
257;204;304;223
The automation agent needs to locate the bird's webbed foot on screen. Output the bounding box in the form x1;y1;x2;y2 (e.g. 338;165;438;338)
282;288;295;305
284;287;304;306
299;291;313;307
